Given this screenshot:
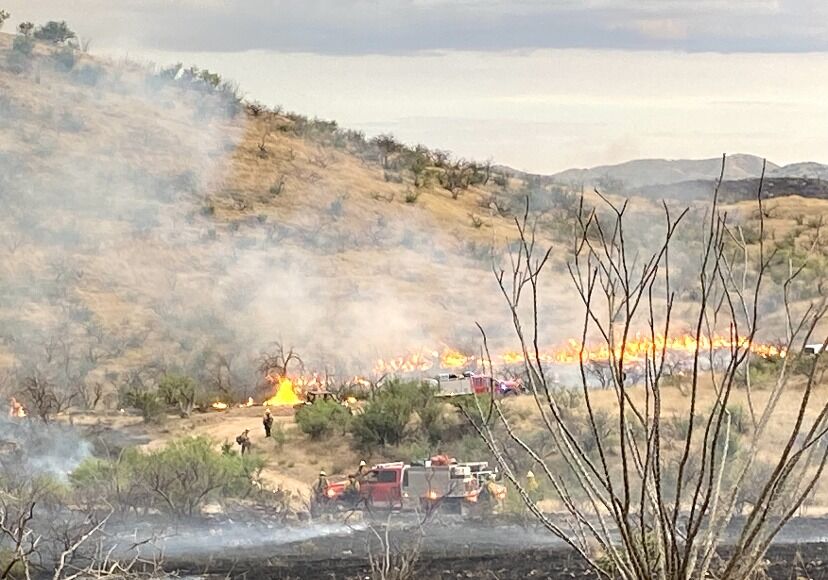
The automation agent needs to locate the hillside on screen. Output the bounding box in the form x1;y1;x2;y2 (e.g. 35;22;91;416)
0;31;586;405
1;31;828;410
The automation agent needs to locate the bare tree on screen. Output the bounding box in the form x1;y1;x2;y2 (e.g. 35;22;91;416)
465;157;828;579
364;515;422;580
258;342;303;379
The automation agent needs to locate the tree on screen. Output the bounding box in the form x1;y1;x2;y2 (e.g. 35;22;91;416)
0;10;9;30
16;22;33;37
371;134;403;170
157;373;196;417
466;157;828;579
295;399;350;439
33;21;76;44
350;381;434;450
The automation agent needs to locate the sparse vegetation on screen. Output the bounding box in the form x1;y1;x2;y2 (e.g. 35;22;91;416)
33;20;76;44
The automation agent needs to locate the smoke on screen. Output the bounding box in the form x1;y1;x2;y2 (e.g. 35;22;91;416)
0;36;549;412
0;416;91;477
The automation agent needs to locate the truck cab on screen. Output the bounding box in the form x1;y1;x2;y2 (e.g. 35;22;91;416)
360;462;404;509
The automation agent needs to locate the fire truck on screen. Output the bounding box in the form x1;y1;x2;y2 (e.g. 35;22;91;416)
323;459;494;514
430;373;523;398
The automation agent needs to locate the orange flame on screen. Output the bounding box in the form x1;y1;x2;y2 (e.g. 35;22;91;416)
237;397;254;408
9;398;25;418
263;376;302;407
211;402;228;410
370;333;785;374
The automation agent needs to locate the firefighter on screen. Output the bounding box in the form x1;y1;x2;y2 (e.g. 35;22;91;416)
235;429;251;455
311;470;330;518
485;474;502;515
356;460;367;478
526;470;542;502
313;470;329;501
343;473;361;505
262;408;274;437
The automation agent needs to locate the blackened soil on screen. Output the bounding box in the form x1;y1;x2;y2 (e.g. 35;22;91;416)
169;541;828;579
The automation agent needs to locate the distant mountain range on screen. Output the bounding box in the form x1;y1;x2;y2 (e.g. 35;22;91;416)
545;154;828;201
550;155;828;188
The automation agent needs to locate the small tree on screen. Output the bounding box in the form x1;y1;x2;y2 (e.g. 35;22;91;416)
17;22;33;37
295;400;350;439
157;373;196;417
0;10;10;30
33;21;76;44
350;381;431;450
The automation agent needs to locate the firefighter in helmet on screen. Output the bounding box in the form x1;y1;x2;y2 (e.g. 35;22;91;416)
343;473;361;506
526;470;542;502
485;473;503;514
313;470;329;500
262;408;274;437
357;460;367;478
236;429;251;455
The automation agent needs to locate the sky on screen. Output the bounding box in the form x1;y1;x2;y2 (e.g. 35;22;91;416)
5;0;828;173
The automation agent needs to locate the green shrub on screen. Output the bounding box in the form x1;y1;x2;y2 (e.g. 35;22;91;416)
33;21;76;44
295;400;350;439
350;380;438;450
157;373;196;416
122;390;165;423
52;46;76;71
11;34;34;56
71;437;263;518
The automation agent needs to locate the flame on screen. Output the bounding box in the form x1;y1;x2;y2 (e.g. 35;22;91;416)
8;398;25;418
262;376;302;407
237;397;254;408
211;402;228;410
370;333;785;375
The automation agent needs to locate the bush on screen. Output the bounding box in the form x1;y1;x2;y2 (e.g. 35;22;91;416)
72;437;263;518
157;373;196;416
12;34;34;56
33;21;76;44
122;390;165;423
52;46;76;71
350;380;438;450
295;400;350;439
72;64;104;86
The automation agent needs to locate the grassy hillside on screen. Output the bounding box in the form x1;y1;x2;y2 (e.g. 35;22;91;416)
0;30;587;406
1;29;827;411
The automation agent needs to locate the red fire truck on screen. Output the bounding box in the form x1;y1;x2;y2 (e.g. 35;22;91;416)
322;459;490;514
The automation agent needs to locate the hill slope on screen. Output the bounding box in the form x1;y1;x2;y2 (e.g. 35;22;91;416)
1;32;827;409
0;33;584;404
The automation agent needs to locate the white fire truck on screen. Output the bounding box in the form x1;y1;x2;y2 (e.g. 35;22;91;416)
430;372;523;398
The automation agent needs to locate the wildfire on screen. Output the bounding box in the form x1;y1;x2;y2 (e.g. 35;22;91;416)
8;398;25;418
370;333;785;375
238;397;254;408
211;402;229;410
262;376;302;407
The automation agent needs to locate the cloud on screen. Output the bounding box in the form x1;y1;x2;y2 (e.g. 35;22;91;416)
4;0;828;54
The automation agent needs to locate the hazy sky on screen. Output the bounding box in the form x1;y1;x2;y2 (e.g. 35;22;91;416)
5;0;828;173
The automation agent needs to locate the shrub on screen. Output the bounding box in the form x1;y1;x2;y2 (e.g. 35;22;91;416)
72;64;104;86
33;21;76;44
157;373;196;416
295;400;350;439
404;189;420;204
350;380;437;450
52;46;76;71
12;34;34;56
71;437;263;518
122;390;165;423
